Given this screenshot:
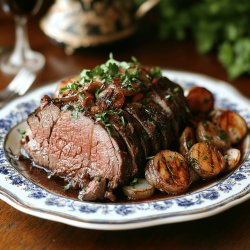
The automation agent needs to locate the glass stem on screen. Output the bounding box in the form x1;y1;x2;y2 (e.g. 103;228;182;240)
9;16;31;66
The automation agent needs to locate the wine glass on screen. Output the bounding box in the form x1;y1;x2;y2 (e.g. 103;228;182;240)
0;0;45;75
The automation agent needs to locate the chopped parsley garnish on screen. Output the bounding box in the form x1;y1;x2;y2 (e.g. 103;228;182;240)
78;54;147;93
120;115;126;126
107;63;119;77
120;74;136;90
203;155;209;160
186;140;194;149
130;178;139;186
150;67;162;79
204;135;214;141
95;176;101;182
170;154;175;160
218;130;228;141
62;104;85;119
95;85;104;99
189;157;199;170
146;156;154;160
72;106;84;119
63;182;71;191
59;81;81;94
62;103;73;111
128;68;139;77
19;130;26;139
95;112;112;131
165;95;174;102
173;87;180;93
131;56;140;65
202;121;209;128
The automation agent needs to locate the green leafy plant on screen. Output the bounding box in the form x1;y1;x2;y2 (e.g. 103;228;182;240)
136;0;250;79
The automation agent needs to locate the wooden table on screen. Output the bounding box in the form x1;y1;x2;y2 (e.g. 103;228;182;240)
0;14;249;250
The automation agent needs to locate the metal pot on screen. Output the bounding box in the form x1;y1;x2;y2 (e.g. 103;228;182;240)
40;0;159;54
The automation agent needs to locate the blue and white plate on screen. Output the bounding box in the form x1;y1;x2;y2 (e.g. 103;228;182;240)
0;70;250;230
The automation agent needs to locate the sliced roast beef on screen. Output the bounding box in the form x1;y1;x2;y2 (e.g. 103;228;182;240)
24;104;133;200
143;100;174;149
124;110;151;159
23;101;60;168
125;102;163;155
22;68;188;201
107;110;145;177
155;77;189;126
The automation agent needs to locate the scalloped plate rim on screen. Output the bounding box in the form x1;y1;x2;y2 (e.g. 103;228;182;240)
0;69;249;230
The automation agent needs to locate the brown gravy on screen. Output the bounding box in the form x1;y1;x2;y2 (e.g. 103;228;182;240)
17;156;231;203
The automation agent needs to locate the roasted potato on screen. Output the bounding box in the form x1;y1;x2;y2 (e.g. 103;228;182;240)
145;150;190;194
196;121;231;151
122;178;155;200
213;110;248;144
225;148;241;171
179;126;196;157
186;86;214;114
189;142;226;179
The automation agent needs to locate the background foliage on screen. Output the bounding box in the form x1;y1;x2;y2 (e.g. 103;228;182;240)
138;0;250;79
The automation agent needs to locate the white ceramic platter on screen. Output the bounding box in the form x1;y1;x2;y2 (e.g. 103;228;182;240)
0;70;250;230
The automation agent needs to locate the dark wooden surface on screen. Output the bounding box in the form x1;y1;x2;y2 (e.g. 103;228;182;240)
0;12;250;250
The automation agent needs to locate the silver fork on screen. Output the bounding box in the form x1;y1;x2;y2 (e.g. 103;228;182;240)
0;68;36;109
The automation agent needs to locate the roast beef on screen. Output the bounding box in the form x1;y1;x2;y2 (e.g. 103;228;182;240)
22;58;189;201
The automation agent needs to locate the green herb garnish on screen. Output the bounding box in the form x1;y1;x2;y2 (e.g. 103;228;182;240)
146;156;154;160
130;178;139;186
72;106;84;119
95;85;104;99
170;154;175;160
189;157;199;170
19;130;26;139
131;56;140;64
165;95;174;102
173;87;180;93
95;112;112;131
63;183;71;191
204;135;214;141
218;130;228;141
62;103;73;111
120;115;126;126
202;121;209;128
186;140;194;149
59;81;81;94
150;67;162;79
203;155;209;160
95;176;101;182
